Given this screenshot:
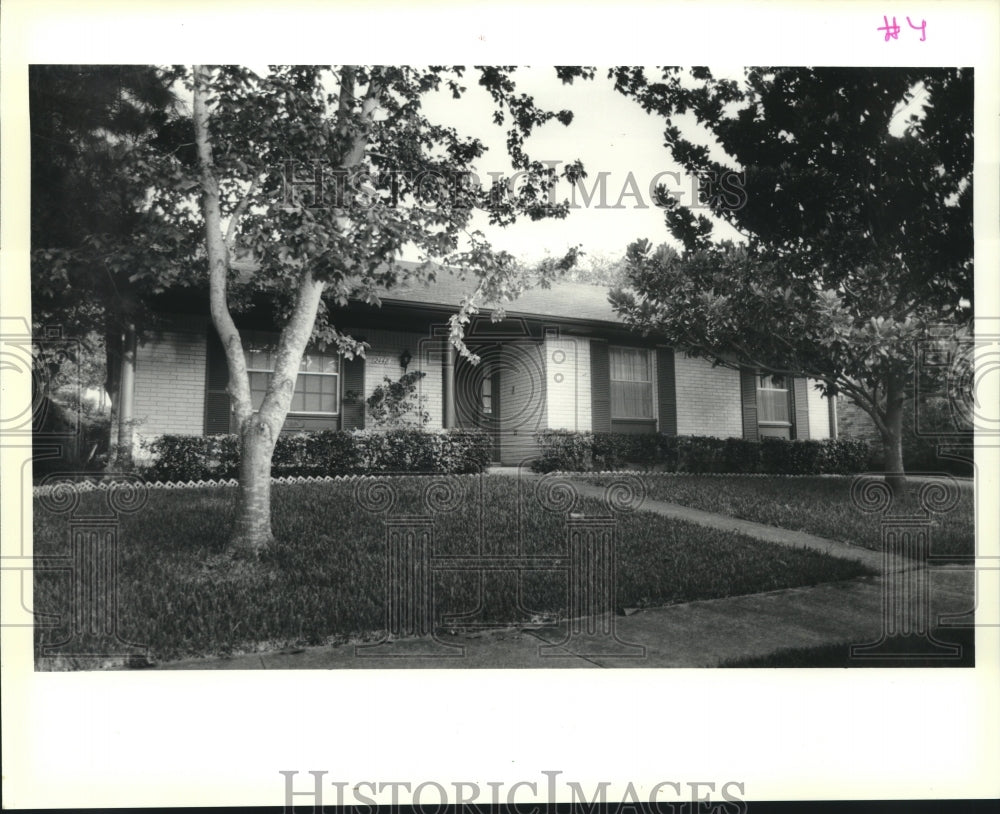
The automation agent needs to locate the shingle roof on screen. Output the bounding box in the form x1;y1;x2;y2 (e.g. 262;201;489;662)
381;260;622;325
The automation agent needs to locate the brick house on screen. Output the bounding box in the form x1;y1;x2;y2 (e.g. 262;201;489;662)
131;265;838;466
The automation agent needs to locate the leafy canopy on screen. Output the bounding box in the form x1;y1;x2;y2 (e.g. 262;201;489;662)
188;65;585;358
608;67;972;409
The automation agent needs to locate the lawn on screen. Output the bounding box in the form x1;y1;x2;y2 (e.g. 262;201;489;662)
586;475;975;561
719;628;975;668
34;475;872;666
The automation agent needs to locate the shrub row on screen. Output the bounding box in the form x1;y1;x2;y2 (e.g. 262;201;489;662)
532;430;871;475
142;429;493;482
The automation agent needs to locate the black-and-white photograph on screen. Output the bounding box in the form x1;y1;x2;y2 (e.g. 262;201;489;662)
2;1;998;810
25;62;978;671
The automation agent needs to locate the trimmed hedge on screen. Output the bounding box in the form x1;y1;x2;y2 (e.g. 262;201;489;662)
533;430;870;475
142;429;492;482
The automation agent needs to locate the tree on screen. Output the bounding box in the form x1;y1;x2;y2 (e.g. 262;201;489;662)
30;65;200;467
608;67;973;486
564;252;628;287
190;65;582;554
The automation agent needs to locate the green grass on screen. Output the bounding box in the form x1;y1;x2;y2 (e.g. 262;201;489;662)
34;475;872;666
587;475;975;561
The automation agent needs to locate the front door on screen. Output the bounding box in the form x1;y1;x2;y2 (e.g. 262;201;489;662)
479;363;501;462
456;348;502;463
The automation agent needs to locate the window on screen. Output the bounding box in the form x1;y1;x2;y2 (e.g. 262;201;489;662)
610;346;654;419
757;373;790;424
243;330;340;415
481;374;492;415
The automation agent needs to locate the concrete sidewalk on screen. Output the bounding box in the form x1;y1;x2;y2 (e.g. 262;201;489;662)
154;567;973;669
148;472;971;670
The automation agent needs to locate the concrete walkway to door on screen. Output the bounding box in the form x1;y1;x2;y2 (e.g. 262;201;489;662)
487;467;904;573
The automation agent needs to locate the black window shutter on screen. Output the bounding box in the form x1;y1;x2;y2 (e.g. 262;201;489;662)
740;366;759;441
656;347;677;436
590;339;611;433
792;377;810;440
204;328;232;435
341;355;365;430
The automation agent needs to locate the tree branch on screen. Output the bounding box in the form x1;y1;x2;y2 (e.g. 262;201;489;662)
224;177;259;252
193;65;253;429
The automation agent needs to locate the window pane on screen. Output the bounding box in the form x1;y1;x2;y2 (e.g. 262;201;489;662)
285;373;338;413
249;371;269;410
610;347;650;382
300;352;339;373
612;380;653;418
758;388;789;422
242;330;340;414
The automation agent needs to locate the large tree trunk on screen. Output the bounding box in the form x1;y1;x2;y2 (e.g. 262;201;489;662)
230;419;279;555
228;272;325;555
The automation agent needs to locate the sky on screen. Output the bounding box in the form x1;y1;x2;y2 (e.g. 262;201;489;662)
197;65;929;270
411;66;742;265
231;64;744;267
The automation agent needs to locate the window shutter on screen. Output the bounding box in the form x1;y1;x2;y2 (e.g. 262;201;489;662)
792;377;810;440
740;366;759;441
341;355;365;430
656;347;677;436
204;328;232;435
590;339;611;433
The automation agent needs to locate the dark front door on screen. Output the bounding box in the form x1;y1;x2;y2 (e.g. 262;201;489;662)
480;364;501;462
456;347;502;463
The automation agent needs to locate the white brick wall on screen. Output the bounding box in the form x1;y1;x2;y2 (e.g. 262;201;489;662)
356;328;445;429
544;335;591;432
806;378;832;440
674;352;743;438
133;315;209;452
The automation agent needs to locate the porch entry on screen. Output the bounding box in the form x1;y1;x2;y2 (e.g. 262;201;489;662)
455;350;501;462
453;342;546;465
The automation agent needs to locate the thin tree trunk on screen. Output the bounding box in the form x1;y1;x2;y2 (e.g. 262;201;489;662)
882;375;906;494
104;323;122;470
115;322;137;470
